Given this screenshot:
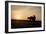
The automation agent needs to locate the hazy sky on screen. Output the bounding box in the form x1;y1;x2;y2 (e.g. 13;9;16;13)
11;5;41;20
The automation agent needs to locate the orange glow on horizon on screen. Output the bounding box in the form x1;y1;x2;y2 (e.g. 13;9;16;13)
11;14;27;20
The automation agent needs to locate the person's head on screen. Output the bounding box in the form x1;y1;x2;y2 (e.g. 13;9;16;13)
33;15;35;17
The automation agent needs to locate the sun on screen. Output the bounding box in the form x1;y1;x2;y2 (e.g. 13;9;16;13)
16;16;21;19
15;15;22;19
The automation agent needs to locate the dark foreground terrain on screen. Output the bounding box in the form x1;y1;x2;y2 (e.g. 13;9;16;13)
11;19;41;29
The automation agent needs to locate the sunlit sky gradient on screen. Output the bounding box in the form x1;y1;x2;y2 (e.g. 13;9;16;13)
11;5;41;20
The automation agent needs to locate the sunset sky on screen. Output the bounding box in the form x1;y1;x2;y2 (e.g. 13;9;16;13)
11;5;41;20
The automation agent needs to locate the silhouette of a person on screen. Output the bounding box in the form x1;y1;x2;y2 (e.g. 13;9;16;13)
28;15;36;21
33;15;36;21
